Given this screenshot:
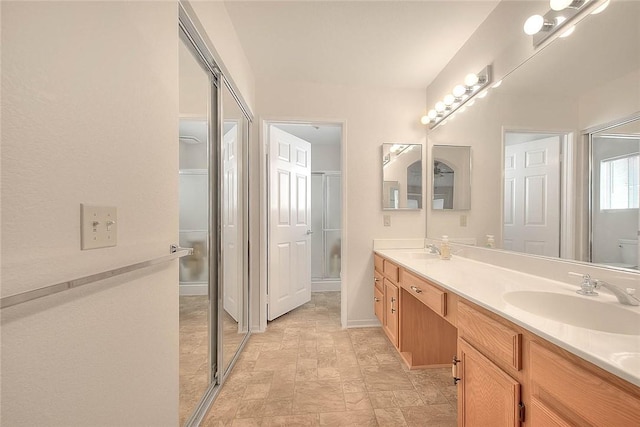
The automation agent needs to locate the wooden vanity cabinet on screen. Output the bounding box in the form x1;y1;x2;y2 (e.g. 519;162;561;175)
383;278;399;348
457;338;521;427
374;254;400;348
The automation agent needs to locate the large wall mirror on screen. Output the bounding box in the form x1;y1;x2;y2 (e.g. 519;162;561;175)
427;0;639;273
432;145;471;210
382;143;423;210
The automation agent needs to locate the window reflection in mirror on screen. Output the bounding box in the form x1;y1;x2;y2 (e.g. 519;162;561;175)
432;145;471;211
382;143;422;210
591;118;639;270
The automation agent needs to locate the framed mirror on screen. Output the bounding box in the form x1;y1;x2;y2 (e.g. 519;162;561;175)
426;0;639;273
432;145;471;210
382;143;422;210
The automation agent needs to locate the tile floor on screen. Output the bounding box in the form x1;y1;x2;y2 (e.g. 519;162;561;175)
202;292;458;426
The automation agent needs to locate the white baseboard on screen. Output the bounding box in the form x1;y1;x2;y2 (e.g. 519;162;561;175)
312;281;341;292
346;318;382;328
179;283;208;296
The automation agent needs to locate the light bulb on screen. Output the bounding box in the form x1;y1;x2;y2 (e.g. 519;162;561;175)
420;115;430;125
560;25;575;38
428;109;438;119
550;0;573;11
443;94;455;106
591;0;609;14
492;80;503;89
435;102;445;112
464;73;479;87
452;85;467;98
524;15;544;35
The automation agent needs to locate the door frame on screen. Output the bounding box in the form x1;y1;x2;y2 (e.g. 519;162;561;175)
501;127;575;259
260;118;348;331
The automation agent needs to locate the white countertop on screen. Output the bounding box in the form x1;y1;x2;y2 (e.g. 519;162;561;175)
375;248;640;388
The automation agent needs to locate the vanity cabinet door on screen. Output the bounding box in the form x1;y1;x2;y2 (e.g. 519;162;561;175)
374;286;384;325
383;279;399;348
457;338;521;427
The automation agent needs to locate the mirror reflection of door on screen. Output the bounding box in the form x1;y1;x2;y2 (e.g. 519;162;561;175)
590;118;639;271
503;132;561;257
433;161;454;209
178;31;215;425
221;81;249;376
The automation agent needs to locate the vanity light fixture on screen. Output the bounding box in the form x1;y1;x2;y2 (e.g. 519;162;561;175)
422;65;492;129
523;0;608;47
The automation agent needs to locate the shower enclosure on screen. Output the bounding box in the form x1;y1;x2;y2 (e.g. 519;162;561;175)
311;172;342;284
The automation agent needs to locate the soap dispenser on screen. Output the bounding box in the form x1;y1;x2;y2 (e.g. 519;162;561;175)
440;235;451;260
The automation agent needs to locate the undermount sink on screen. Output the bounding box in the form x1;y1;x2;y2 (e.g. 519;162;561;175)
503;291;640;335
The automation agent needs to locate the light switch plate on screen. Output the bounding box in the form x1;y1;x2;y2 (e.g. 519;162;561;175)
383;215;391;227
81;204;117;250
460;215;467;227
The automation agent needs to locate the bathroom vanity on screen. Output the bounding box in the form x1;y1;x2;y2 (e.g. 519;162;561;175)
373;249;640;426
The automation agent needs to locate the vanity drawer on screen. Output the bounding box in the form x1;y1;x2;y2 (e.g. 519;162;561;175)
374;271;383;291
530;341;640;425
457;302;522;371
383;259;400;283
374;253;384;273
402;270;447;317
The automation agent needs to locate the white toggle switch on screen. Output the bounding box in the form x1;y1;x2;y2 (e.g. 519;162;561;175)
81;204;117;250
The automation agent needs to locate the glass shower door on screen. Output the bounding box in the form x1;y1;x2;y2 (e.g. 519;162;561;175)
311;172;342;281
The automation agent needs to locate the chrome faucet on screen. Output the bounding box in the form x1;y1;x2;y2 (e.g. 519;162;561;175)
426;243;441;255
594;280;640;306
570;272;639;306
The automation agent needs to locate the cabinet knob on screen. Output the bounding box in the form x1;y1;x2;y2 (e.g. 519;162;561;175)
410;285;423;294
391;297;396;303
374;297;380;302
374;277;380;282
391;308;396;313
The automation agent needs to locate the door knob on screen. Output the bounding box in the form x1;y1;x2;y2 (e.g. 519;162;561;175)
306;230;314;235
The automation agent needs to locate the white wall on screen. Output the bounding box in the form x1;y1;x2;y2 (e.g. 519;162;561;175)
1;2;178;425
1;1;256;425
257;80;426;327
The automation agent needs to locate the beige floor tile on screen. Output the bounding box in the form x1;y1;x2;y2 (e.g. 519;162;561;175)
341;378;367;393
401;404;457;427
292;380;345;414
261;414;320;426
204;293;458;425
361;364;414;392
319;410;377;426
374;408;408;426
231;418;263;427
243;383;271;400
344;392;373;412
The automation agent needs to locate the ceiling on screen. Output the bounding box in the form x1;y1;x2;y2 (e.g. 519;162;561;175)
224;1;500;89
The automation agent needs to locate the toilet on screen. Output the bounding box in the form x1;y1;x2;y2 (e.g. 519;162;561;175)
615;238;638;269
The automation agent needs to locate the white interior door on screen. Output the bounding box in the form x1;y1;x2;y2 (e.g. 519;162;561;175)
268;126;312;320
504;136;561;256
223;122;240;322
